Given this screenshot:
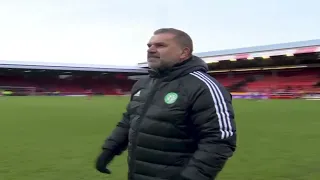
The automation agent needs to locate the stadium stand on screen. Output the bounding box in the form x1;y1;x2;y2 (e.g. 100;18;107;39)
209;68;319;92
1;39;319;99
0;62;147;96
139;39;320;99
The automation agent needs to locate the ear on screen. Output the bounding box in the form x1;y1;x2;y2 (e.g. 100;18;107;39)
180;47;191;59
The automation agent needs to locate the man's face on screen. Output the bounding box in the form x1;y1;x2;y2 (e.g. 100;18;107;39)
147;33;185;70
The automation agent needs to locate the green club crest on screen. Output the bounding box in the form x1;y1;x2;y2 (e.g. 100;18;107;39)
164;92;178;104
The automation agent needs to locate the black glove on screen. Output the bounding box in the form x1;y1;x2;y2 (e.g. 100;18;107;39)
95;150;115;174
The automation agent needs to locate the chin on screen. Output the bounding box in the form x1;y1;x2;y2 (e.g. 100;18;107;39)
148;62;160;69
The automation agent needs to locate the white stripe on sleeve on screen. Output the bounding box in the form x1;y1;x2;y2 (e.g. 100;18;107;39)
190;71;233;139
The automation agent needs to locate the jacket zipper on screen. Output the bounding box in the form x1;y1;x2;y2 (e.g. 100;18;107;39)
128;78;162;179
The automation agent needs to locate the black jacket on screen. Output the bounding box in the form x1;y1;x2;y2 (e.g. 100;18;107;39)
102;56;237;180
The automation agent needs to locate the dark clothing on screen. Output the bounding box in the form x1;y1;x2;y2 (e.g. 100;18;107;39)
102;56;237;180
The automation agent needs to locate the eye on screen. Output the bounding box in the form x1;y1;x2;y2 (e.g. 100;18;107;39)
147;43;167;48
155;43;166;47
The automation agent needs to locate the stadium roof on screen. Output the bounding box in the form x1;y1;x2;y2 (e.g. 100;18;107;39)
0;60;148;73
138;39;320;67
196;39;320;57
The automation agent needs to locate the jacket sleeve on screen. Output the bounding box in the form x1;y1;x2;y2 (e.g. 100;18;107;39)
101;80;144;155
180;79;237;180
101;106;130;155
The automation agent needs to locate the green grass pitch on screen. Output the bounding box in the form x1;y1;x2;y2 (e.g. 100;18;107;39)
0;96;319;180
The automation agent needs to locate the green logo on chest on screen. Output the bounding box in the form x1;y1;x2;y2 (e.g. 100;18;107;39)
164;92;178;104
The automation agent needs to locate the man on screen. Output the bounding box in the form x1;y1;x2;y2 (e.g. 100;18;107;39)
95;28;237;180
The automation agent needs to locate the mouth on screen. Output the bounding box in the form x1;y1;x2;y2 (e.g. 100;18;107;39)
147;56;160;61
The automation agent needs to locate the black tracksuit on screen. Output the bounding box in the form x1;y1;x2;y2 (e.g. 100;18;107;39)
101;56;237;180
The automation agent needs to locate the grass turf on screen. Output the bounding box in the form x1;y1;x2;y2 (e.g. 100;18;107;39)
0;96;319;180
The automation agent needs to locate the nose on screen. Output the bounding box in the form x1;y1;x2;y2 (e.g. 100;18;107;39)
147;45;157;53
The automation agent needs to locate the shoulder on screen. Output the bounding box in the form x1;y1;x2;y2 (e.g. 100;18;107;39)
184;71;232;103
130;76;153;97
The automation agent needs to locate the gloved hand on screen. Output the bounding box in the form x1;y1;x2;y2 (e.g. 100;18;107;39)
95;150;115;174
